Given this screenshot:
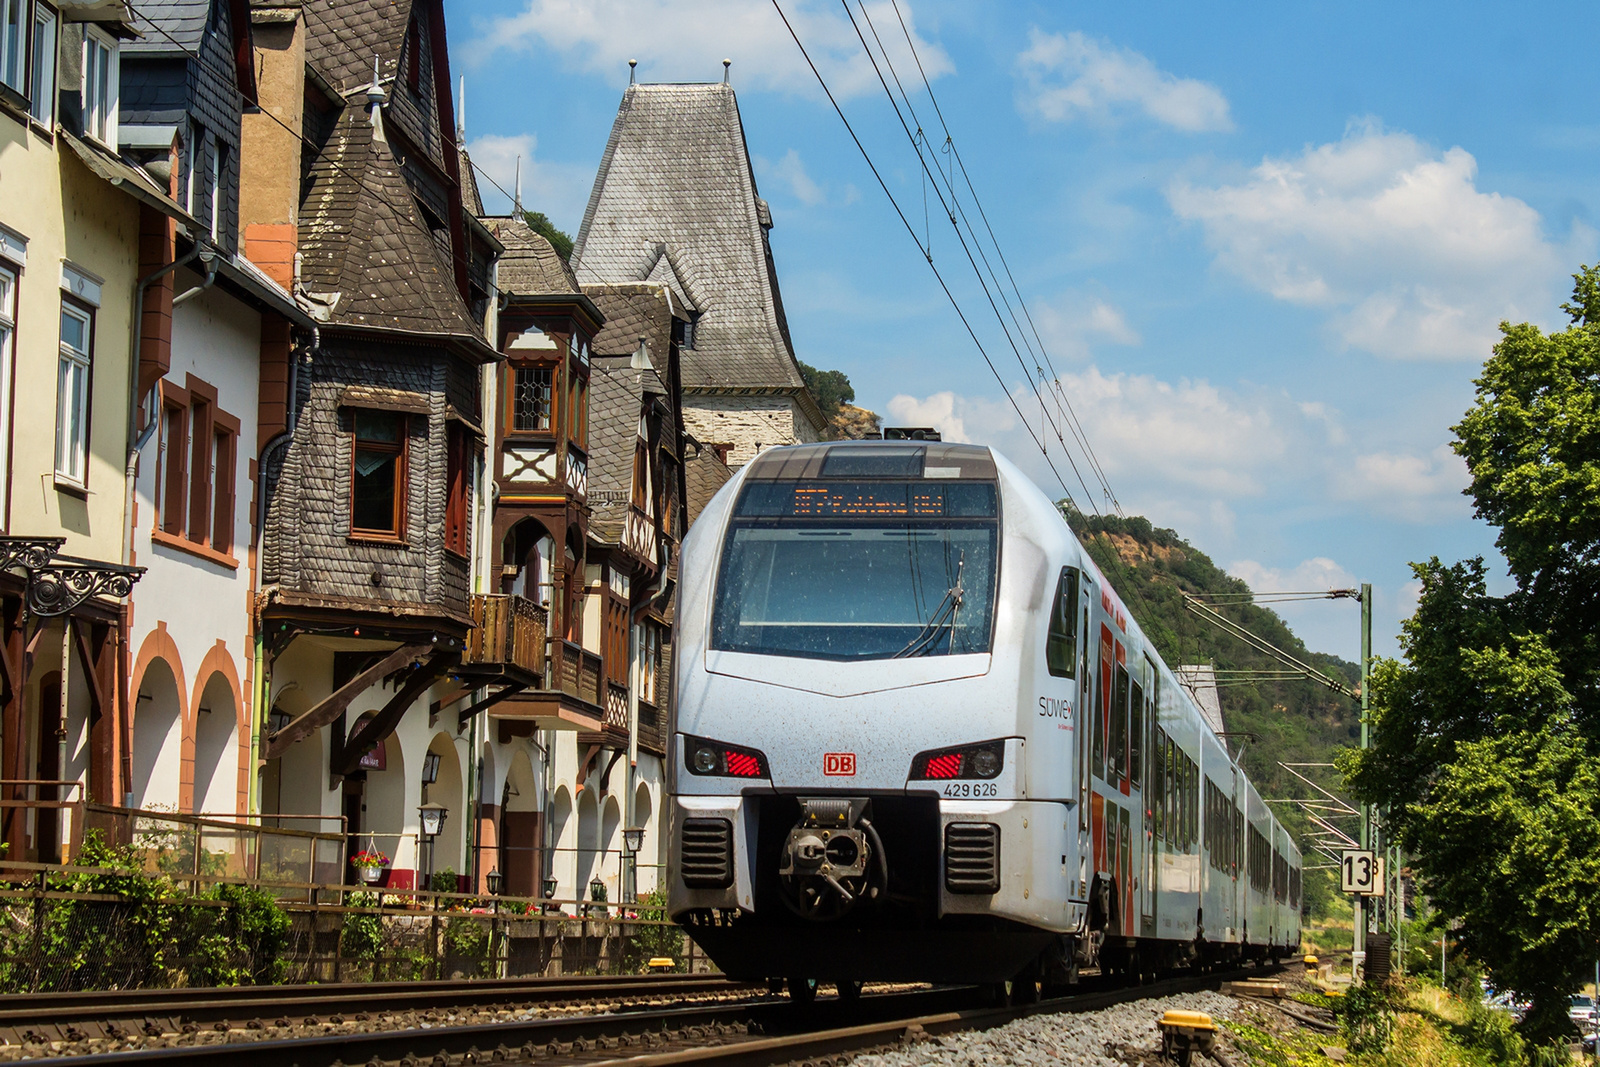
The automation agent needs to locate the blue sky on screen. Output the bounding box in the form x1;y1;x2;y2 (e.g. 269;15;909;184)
450;0;1600;660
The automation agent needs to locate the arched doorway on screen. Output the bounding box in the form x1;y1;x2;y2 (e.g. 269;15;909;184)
548;785;574;901
423;733;463;888
259;686;322;822
575;788;598;901
600;794;622;902
131;659;183;810
502;749;540;896
191;673;237;816
362;733;406;882
632;782;654;895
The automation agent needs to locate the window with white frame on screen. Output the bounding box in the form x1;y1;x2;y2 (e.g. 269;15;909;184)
0;264;15;521
208;134;222;239
0;0;23;94
28;2;52;123
638;623;660;706
55;300;91;486
81;25;116;144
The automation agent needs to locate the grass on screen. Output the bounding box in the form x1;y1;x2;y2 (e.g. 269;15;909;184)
1226;978;1535;1067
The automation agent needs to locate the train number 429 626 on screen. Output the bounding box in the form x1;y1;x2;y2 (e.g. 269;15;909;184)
942;782;998;798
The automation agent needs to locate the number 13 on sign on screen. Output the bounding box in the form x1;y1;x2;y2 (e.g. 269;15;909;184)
1341;849;1385;896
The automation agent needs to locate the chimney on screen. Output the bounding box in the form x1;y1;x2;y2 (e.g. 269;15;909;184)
238;3;307;292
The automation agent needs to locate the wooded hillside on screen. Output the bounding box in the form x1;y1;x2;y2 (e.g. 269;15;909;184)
1061;507;1361;806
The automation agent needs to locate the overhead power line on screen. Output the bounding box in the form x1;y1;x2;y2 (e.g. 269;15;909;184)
1181;593;1353;696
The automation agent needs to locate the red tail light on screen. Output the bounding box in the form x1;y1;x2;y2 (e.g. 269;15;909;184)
684;736;770;779
724;751;762;778
909;740;1006;781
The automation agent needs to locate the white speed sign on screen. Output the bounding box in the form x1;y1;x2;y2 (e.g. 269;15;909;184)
1340;849;1384;896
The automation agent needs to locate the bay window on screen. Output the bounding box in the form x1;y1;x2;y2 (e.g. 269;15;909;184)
351;409;407;538
507;363;552;433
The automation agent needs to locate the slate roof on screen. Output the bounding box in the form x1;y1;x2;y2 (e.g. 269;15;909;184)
298;105;487;351
485;216;580;297
122;0;210;53
305;0;415;95
586;284;675;360
460;148;484;216
684;446;732;526
586;354;665;543
572;83;812;401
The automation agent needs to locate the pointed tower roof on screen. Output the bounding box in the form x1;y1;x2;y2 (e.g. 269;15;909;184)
572;83;812;404
298;105;491;356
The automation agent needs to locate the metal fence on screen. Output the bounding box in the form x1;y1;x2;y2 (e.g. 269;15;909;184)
0;859;705;992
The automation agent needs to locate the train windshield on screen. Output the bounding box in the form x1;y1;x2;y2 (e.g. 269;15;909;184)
711;481;999;661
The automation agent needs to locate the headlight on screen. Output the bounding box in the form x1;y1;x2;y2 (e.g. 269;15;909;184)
682;736;770;778
909;739;1006;781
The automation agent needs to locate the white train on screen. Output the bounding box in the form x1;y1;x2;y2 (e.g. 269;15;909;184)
667;441;1301;992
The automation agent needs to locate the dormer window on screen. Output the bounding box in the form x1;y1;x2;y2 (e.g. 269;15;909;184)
82;26;117;144
404;18;420;94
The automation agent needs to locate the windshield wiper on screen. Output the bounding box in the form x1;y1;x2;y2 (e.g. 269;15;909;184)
894;554;965;658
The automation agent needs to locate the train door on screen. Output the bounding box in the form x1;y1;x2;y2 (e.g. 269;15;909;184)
1141;658;1157;937
1119;805;1132;941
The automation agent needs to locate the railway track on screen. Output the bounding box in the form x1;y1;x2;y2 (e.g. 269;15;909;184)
27;965;1282;1066
0;972;756;1047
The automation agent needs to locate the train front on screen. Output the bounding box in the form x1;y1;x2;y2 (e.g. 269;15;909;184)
668;441;1067;986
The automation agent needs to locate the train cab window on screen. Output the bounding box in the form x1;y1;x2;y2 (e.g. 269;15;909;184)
1045;567;1079;677
712;479;1000;660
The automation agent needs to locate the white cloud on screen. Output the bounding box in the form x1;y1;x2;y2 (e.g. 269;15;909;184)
1229;557;1360;597
1016;28;1231;132
465;132;593;232
883;367;1467;533
887;391;966;442
470;0;951;100
1034;294;1141;360
1226;557;1365;659
1331;443;1471;522
755;149;825;206
1169;120;1591;360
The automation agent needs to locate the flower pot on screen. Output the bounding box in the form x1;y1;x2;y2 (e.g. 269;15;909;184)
359;865;384;885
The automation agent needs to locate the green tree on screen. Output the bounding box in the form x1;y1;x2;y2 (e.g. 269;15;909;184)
1340;266;1600;1046
798;361;855;421
522;210;573;261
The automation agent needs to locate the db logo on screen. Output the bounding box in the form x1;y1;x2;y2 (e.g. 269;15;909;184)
823;753;857;776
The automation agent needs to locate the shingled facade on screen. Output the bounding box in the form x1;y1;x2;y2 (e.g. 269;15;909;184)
572;82;825;468
249;0;505;889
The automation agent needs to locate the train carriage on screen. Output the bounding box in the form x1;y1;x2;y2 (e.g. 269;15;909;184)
667;440;1299;990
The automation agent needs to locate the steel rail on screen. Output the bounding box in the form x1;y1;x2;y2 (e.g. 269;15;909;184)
0;973;753;1040
36;965;1283;1066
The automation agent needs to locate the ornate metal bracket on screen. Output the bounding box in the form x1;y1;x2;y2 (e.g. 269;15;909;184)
0;536;65;576
27;554;145;619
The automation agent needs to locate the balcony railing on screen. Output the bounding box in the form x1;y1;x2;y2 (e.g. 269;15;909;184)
622;505;657;563
605;681;629;732
555;641;604;709
464;594;547;678
637;698;666;756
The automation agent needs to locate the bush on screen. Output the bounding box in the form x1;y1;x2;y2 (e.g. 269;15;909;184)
1339;981;1395;1054
442;915;489;977
430;867;458;894
0;833;291;991
624;890;683;972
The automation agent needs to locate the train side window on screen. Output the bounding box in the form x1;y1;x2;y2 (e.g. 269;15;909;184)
1092;651;1106;781
1129;679;1144;787
1045;567;1079;677
1111;664;1130;779
1151;727;1167;841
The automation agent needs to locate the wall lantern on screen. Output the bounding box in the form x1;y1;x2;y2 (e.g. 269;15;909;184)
421;751;442;785
486;867;504;896
622;827;644;854
543;876;558;900
418;801;448;839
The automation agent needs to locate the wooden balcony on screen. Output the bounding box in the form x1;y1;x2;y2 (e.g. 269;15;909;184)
487;638;605;737
463;594;546;679
637;698;667;757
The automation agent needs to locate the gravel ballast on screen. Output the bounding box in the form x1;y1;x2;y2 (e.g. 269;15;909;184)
847;990;1242;1067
